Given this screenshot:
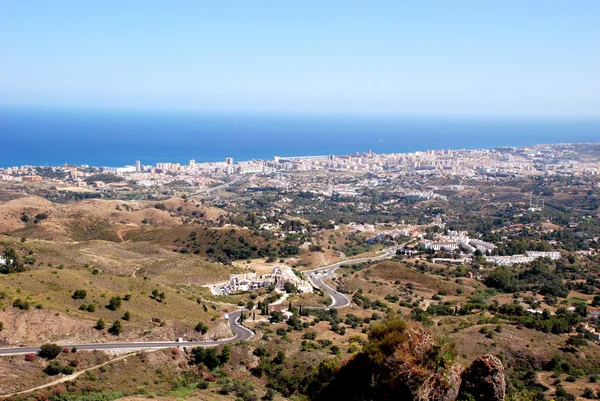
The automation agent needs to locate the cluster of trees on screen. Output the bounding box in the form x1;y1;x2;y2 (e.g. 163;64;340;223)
84;174;124;184
45;361;75;376
94;319;123;334
35;344;77;375
497;305;582;334
219;379;258;401
191;345;230;370
426;303;456;316
150;289;166;303
179;231;202;254
490;238;552;256
301;308;340;325
484;259;570;298
199;230;299;264
250;346;306;397
280;219;306;232
20;212;48;224
79;303;96;312
352;289;391;312
1;248;25;274
229;212;261;229
299;308;349;334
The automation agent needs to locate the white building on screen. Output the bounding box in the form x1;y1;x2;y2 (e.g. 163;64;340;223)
223;266;312;295
485;251;561;266
525;251;561;260
469;239;497;253
418;240;459;251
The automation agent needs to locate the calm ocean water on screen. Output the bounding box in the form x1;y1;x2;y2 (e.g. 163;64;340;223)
1;106;599;168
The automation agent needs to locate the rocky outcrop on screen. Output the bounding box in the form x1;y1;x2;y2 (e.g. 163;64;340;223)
385;325;464;401
309;316;506;401
415;363;463;401
201;320;234;341
458;354;506;401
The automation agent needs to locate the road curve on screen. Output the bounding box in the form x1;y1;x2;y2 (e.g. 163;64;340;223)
190;175;244;197
0;310;253;356
305;247;397;309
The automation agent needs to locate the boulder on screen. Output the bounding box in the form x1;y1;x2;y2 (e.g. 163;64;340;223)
458;354;506;401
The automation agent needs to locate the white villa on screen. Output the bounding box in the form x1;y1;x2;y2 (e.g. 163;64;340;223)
223;266;313;295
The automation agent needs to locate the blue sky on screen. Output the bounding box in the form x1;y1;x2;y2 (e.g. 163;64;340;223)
1;1;599;116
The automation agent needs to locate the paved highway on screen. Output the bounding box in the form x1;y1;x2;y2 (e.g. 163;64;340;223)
190;175;244;197
0;310;253;356
305;247;397;309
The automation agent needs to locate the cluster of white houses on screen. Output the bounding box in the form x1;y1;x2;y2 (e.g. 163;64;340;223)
417;231;497;254
416;231;563;266
223;266;313;295
484;251;561;266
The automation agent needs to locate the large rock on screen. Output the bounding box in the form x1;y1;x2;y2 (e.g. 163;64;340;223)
201;319;234;341
415;363;463;401
459;354;506;401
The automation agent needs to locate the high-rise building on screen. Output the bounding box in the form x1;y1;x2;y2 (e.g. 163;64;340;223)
135;160;141;172
225;157;234;165
189;159;195;167
156;162;172;170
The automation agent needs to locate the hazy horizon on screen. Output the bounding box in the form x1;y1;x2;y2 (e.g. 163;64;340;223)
2;1;599;117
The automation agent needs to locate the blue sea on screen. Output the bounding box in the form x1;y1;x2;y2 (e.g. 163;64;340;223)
0;106;599;168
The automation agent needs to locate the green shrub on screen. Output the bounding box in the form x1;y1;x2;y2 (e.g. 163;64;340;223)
195;322;208;334
109;320;123;335
13;298;30;310
39;343;62;360
106;296;122;311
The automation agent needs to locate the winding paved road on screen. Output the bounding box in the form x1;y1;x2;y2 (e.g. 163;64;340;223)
305;247;397;309
0;246;398;356
0;310;253;357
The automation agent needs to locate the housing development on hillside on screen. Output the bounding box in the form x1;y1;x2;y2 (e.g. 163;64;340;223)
218;266;313;295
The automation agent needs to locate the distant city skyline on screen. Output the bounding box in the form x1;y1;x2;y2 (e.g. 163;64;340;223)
1;1;599;116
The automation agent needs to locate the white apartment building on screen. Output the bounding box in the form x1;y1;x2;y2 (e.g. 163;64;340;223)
485;251;561;266
525;251;561;260
418;240;459;251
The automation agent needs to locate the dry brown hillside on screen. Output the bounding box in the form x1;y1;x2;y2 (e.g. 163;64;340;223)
0;196;225;241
